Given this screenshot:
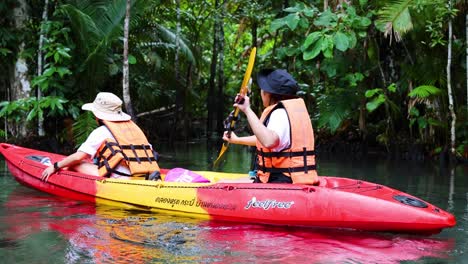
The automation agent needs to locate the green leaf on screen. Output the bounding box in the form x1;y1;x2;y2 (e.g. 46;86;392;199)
285;46;298;56
128;55;137;64
27;108;37;121
0;48;12;56
284;5;301;13
285;13;300;30
387;83;397;93
347;31;357;48
409;107;419;117
298;17;310;29
109;63;119;75
427;118;444;127
43;67;56;77
57;67;72;78
57;47;71;59
270;19;286;33
366;94;386;112
303;7;317;18
303;38;323;60
365;88;382;98
360;17;372;27
344;72;364;87
334;32;349;51
417;118;427;129
314;9;337;27
358;31;367;38
54;52;60;63
321;59;338;78
303;32;322;49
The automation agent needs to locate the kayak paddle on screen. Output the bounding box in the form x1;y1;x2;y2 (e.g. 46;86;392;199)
213;47;256;168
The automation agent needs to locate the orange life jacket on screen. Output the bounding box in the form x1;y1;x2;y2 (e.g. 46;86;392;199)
256;98;319;185
96;120;160;178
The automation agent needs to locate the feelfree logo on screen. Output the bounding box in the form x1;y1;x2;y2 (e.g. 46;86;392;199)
244;197;295;210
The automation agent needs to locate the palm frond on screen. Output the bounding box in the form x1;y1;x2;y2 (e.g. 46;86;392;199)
377;0;414;41
316;89;357;133
152;24;196;64
72;111;97;147
408;85;442;98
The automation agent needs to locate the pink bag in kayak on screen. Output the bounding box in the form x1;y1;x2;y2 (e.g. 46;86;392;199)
165;168;210;183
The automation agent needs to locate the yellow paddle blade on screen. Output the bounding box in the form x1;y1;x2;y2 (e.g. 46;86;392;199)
212;142;229;169
213;47;256;169
239;47;256;96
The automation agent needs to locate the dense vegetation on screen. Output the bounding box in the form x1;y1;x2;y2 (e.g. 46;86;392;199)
0;0;466;162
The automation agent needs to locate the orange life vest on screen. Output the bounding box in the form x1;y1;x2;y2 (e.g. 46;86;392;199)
256;98;319;185
96;120;160;178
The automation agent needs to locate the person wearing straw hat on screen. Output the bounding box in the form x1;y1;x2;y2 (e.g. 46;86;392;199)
223;69;319;185
41;92;160;182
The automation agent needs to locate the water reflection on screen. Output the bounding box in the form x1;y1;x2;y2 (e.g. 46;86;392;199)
1;142;467;263
0;186;456;264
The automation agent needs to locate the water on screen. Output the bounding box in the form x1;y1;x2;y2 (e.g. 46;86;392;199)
0;141;467;263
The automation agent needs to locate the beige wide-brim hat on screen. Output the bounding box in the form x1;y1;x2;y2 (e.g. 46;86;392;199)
82;92;131;121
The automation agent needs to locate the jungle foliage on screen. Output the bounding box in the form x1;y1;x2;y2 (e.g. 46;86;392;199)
0;0;466;160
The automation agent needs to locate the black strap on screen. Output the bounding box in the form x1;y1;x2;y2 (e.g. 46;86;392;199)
127;157;158;162
142;144;152;163
258;165;317;173
120;144;153;150
303;147;308;173
130;145;141;163
257;149;315;158
261;148;265;169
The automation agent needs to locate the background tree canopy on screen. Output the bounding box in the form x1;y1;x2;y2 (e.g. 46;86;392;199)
0;0;466;161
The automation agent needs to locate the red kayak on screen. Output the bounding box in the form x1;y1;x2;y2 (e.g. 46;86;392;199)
0;143;456;234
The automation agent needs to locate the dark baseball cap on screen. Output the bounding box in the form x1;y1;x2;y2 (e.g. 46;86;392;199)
256;69;298;96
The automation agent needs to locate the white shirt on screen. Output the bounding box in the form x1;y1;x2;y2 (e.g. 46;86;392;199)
78;125;131;178
265;108;291;152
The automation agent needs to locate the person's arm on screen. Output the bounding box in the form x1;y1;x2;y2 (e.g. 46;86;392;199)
41;151;91;182
235;95;280;149
242;107;279;148
223;132;256;146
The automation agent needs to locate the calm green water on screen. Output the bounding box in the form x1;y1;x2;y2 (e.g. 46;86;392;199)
0;141;467;263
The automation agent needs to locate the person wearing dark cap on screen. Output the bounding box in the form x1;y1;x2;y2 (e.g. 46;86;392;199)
41;92;160;182
223;69;319;185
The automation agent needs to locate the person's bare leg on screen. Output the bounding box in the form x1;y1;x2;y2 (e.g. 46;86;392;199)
71;162;99;176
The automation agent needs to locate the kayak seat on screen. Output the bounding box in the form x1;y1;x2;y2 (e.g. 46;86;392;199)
26;155;52;166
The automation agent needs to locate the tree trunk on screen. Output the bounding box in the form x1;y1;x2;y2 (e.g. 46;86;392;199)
446;3;456;156
174;0;183;140
37;0;49;137
11;0;31;137
184;63;193;139
122;0;135;120
250;21;260;116
206;0;219;139
215;1;226;134
466;13;468;120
